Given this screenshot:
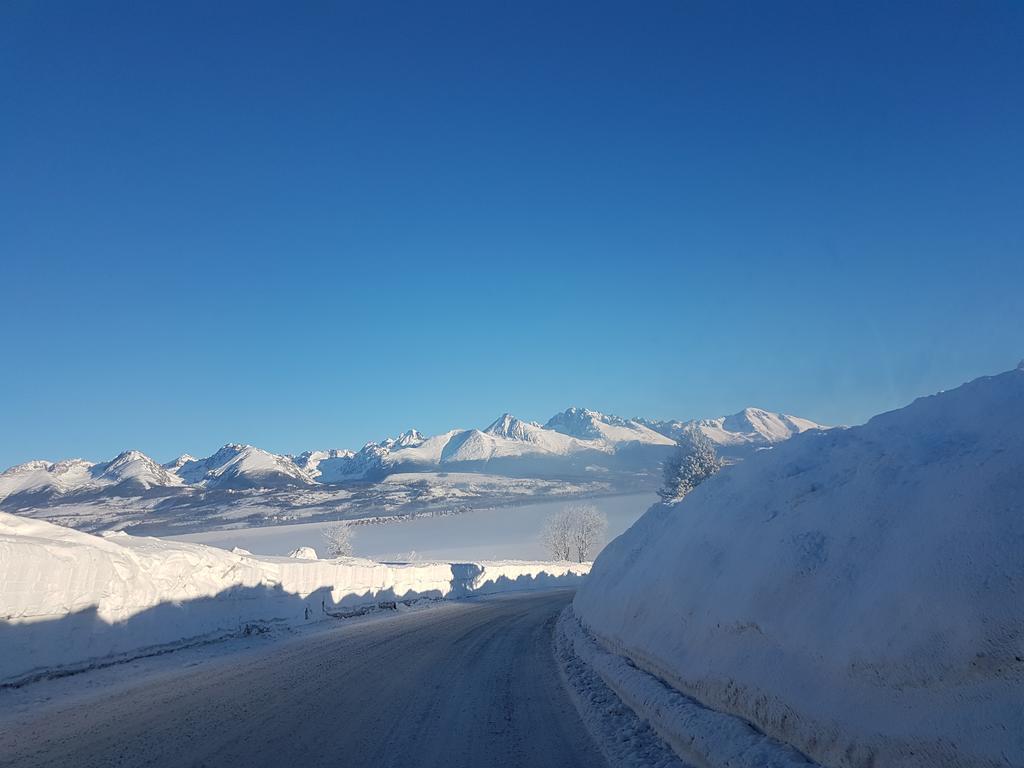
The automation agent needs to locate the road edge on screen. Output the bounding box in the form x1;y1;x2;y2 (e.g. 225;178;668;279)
554;606;688;768
554;605;820;768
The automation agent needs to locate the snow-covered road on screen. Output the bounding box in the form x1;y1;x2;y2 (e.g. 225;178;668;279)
0;591;606;768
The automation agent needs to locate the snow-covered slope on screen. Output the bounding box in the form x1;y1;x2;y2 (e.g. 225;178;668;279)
292;449;356;483
484;413;543;441
0;459;94;500
0;451;182;502
641;407;825;456
389;430;461;468
546;407;676;446
161;454;197;472
0;512;590;685
92;450;184;491
328;411;670;481
574;368;1024;768
444;414;594;462
175;444;313;489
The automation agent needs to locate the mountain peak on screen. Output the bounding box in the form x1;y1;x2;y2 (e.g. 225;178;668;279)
163;454;197;471
4;459;52;474
484;413;540;440
108;449;150;464
545;407;620;439
394;429;425;447
93;449;182;488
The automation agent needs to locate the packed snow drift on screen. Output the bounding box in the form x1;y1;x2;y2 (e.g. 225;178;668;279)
573;367;1024;768
0;512;589;686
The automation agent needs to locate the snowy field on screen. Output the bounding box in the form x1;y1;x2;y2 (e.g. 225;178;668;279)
166;492;656;561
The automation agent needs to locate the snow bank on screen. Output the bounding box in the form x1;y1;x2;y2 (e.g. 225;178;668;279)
0;513;589;686
574;368;1024;768
555;609;813;768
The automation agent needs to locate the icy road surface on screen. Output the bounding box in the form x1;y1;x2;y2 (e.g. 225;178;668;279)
0;591;606;768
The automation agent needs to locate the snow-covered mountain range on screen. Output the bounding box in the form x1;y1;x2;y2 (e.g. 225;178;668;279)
0;405;824;517
640;407;823;453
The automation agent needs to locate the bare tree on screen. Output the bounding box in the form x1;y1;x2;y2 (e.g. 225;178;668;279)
540;503;608;562
322;523;353;558
540;508;574;560
569;503;607;563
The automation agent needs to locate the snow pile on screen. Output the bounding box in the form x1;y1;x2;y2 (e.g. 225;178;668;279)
0;513;589;686
574;368;1024;768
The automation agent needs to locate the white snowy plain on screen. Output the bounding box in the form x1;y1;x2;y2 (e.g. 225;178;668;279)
166;493;656;561
573;367;1024;768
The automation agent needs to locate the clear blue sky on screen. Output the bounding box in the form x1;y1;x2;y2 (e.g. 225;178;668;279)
2;1;1022;467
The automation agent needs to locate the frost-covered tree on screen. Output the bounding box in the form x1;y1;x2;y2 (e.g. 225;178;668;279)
569;503;608;563
541;508;573;560
659;427;722;503
541;503;608;562
321;523;354;558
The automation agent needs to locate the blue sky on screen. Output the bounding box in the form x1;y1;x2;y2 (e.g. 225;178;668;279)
2;1;1022;467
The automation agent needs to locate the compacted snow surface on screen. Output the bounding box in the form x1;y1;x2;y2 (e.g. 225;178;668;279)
574;368;1024;768
0;592;607;768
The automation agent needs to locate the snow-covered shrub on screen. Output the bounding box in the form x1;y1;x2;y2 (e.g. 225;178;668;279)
321;523;353;558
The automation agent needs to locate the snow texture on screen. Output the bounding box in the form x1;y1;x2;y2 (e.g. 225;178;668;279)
0;512;589;686
575;368;1024;768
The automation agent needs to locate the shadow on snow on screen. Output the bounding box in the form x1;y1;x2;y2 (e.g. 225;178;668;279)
0;566;584;688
